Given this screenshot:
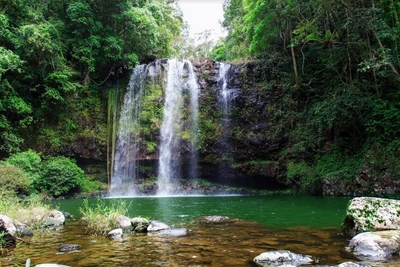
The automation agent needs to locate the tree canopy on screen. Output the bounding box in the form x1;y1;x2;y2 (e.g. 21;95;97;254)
0;0;182;156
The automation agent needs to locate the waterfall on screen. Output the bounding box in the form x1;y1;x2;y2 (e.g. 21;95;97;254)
157;59;199;196
110;65;147;196
219;62;231;116
110;59;199;196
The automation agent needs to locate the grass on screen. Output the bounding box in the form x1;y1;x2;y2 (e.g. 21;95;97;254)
0;190;54;230
79;199;130;235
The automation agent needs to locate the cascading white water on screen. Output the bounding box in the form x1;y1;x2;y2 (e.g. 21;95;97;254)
187;61;199;180
157;59;199;196
219;62;231;116
110;65;147;196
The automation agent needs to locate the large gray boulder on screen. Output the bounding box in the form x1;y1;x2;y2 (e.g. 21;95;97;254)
253;250;313;266
348;230;400;260
342;197;400;237
0;214;17;247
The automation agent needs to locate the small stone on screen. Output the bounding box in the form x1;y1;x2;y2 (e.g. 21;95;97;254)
108;228;123;240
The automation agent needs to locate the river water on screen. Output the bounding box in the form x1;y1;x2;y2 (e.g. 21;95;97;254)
2;195;399;266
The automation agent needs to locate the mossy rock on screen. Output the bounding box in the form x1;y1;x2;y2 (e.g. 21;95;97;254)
342;197;400;237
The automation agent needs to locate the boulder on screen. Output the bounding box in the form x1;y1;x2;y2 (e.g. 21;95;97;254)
348;230;400;260
253;250;313;266
0;214;17;247
22;208;65;227
131;217;150;233
44;210;65;227
108;228;123;240
147;221;170;232
342;197;400;237
59;244;81;252
115;215;131;229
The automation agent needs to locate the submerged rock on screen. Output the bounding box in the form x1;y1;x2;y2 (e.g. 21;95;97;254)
342;197;400;237
147;221;170;232
337;262;371;267
148;228;187;237
59;244;81;252
0;214;17;247
35;264;71;267
348;230;400;260
197;216;238;224
253;250;313;266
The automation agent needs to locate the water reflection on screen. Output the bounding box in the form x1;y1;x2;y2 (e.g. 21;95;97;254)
6;196;400;266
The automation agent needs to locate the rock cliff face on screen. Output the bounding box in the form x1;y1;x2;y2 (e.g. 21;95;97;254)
190;58;285;187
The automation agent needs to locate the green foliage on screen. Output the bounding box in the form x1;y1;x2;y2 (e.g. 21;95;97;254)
0;164;31;196
36;157;85;197
0;0;182;158
286;161;319;194
5;149;41;182
80;199;130;235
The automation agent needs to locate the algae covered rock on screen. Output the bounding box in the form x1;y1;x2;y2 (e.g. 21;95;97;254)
342;197;400;237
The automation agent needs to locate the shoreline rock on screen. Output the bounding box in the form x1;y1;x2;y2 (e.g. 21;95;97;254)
342;197;400;237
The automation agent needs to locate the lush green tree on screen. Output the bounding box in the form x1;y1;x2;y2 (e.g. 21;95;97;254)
0;0;182;157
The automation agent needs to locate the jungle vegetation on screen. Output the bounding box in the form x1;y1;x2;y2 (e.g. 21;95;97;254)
212;0;400;192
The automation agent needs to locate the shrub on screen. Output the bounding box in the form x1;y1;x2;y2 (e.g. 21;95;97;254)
36;157;85;197
5;149;42;184
0;164;31;196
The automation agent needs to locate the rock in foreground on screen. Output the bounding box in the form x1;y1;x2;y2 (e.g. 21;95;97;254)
348;230;400;260
253;250;313;266
342;197;400;237
0;214;17;247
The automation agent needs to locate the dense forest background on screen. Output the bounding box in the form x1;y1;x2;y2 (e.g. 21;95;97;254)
1;0;399;195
